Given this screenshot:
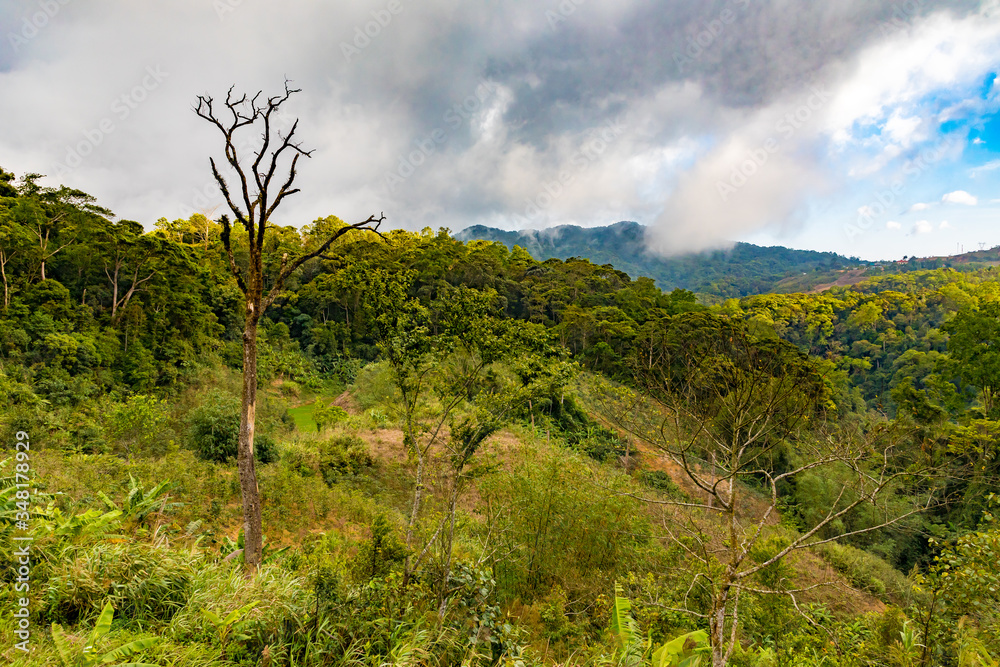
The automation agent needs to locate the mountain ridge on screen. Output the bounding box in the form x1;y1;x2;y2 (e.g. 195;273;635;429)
456;221;863;298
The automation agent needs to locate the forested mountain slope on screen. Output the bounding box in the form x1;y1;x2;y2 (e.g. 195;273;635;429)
457;221;863;298
1;167;999;666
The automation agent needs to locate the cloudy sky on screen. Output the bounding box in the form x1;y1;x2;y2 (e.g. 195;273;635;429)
1;0;999;261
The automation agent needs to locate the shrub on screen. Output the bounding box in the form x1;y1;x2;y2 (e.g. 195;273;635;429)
349;514;407;582
186;392;278;464
318;435;374;484
813;541;911;603
104;394;170;457
43;542;193;627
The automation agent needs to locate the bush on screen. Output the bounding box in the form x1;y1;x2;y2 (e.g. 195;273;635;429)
349;514;407;581
350;362;399;410
318;434;374;484
104;394;170;457
186;392;278;464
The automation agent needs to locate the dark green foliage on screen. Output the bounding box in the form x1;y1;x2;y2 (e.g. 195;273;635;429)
639;470;683;496
349;514;408;582
185;392;278;464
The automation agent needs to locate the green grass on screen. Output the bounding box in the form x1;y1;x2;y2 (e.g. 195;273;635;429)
287;403;319;432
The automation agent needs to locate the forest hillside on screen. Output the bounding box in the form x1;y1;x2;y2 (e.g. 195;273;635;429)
1;168;999;666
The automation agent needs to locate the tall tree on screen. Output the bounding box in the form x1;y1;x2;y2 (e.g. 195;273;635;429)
945;300;1000;417
195;81;383;574
0;202;30;309
15;176;111;282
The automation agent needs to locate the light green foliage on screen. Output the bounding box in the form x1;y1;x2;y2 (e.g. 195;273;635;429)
97;474;180;535
479;446;649;603
945;300;1000;416
312;397;348;432
201;601;257;657
317;434;374;483
103;394;169;457
51;602;160;667
915;500;1000;660
609;584;710;667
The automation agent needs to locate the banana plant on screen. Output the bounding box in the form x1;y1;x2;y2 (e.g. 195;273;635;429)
202;601;258;658
98;475;181;534
51;602;159;667
609;584;710;667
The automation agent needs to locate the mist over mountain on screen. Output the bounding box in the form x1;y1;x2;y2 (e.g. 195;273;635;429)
457;221;863;298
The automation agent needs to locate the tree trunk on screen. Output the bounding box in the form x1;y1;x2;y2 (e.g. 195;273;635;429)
407;448;425;548
439;469;463;617
238;309;264;574
109;262;120;318
710;586;730;667
0;249;9;308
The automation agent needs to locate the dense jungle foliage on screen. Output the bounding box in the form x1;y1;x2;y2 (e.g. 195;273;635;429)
2;166;1000;666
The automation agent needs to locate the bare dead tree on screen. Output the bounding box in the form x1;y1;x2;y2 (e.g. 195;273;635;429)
592;313;936;667
195;81;384;575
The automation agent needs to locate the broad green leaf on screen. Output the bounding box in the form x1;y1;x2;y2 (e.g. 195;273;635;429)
201;608;223;627
99;637;160;664
90;603;115;644
51;623;73;667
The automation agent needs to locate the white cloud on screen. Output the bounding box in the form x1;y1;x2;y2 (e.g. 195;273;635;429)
942;190;978;205
969;159;1000;177
914;220;933;234
909;202;933;212
826;10;1000;146
939;220;951;229
886;220;902;230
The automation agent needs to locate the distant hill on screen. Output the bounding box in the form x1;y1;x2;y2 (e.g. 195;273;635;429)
456;221;865;299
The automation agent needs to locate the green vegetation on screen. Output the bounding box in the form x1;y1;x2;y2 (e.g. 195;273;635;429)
2;165;1000;665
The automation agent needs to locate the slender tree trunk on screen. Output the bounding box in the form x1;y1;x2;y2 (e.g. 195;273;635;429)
238;305;264;574
439;469;463;617
110;264;120;318
711;585;731;667
0;249;9;308
407;448;425;547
